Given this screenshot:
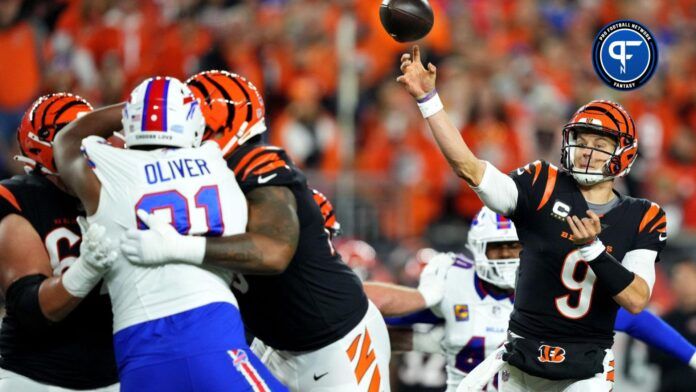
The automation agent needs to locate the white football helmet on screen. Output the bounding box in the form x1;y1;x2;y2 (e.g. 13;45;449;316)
122;76;205;149
466;207;520;289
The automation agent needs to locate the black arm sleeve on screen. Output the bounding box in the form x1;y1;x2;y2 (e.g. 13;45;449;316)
5;274;52;331
588;252;635;296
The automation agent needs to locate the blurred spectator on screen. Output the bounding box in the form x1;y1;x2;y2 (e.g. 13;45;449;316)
270;76;342;177
335;238;394;283
648;258;696;392
0;0;41;143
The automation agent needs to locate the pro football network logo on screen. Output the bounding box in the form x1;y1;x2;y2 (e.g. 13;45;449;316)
592;20;658;90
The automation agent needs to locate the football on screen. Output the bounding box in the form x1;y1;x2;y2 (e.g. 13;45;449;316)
379;0;434;43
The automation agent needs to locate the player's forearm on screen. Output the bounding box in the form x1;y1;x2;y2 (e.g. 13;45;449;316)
425;110;486;186
55;103;124;165
613;275;650;314
363;282;427;317
38;277;83;322
203;234;295;274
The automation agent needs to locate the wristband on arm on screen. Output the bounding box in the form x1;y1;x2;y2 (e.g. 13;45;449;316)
581;239;635;296
416;90;444;118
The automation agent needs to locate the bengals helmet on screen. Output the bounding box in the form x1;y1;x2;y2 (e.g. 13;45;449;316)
561;100;638;185
312;188;341;238
16;93;93;175
185;70;266;157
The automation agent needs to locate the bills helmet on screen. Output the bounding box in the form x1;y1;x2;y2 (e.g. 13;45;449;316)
185;70;266;157
466;207;520;289
16;93;93;175
561;100;638;185
122;76;205;149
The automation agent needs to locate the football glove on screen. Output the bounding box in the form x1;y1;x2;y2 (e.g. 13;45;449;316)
417;253;454;307
62;217;118;297
121;209;206;266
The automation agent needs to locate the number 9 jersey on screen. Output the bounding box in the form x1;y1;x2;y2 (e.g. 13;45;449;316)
507;160;667;347
80;136;248;333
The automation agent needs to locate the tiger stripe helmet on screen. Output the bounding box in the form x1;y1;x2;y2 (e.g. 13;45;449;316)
185;70;266;158
312;188;341;238
16;93;93;175
561;100;638;185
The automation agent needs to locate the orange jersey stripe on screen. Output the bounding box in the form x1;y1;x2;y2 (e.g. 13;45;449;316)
242;153;280;180
537;165;558;211
346;334;361;362
367;368;381;392
532;161;542;186
354;329;376;383
649;215;666;233
251;160;287;177
232;146;269;176
639;203;660;233
0;185;21;212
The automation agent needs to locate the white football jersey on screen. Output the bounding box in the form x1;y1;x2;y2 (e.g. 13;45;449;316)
432;253;514;391
81;136;248;332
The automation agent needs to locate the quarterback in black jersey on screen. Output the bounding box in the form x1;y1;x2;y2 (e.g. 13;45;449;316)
397;46;666;391
0;94;118;391
120;70;391;391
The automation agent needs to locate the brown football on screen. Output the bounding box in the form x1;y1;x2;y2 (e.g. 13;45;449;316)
379;0;434;43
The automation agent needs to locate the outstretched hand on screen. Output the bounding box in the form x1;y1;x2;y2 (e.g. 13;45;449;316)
396;45;437;100
566;210;602;245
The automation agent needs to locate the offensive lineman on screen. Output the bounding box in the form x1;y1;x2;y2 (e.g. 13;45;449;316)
397;46;667;391
0;93;119;391
121;70;391;391
53;77;285;391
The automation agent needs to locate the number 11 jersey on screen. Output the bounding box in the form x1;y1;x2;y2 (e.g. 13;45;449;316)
507;160;666;347
81;136;248;333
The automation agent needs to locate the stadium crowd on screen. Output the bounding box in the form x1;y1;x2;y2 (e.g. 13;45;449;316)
1;0;695;390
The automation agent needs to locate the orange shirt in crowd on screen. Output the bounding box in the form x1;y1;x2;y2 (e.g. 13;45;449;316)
0;22;41;109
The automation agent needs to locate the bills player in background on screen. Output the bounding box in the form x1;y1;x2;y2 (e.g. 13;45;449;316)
0;93;119;391
361;207;696;391
53;77;286;391
120;70;391;392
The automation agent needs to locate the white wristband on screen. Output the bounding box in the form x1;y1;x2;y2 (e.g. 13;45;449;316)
417;90;444;118
579;238;606;262
62;257;103;298
174;235;207;265
689;352;696;369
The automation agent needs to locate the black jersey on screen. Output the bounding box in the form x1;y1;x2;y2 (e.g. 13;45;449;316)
0;174;117;389
507;160;666;347
226;141;368;351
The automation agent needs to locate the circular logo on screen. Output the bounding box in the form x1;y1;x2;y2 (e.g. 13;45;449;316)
592;20;658;90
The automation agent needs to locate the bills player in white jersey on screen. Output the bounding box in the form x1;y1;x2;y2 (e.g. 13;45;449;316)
53;76;286;391
365;207;516;391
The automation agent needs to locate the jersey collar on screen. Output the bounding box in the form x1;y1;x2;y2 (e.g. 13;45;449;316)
474;274;514;302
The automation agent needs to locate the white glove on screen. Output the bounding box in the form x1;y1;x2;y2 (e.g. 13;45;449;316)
689;352;696;370
456;346;507;392
417;253;454;307
121;209;206;266
412;326;445;354
62;217;118;297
